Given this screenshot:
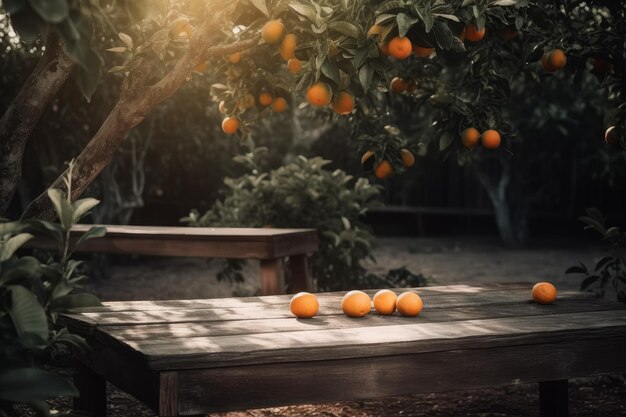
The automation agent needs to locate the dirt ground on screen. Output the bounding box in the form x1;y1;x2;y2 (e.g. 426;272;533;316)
46;236;625;417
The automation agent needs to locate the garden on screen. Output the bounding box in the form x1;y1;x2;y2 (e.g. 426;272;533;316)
1;0;626;416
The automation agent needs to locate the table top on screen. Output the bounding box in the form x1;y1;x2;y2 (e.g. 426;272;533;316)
60;283;626;372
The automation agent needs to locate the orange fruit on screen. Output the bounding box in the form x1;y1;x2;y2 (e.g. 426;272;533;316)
396;291;423;317
170;17;192;38
388;36;412;59
457;27;466;41
262;20;285;44
406;82;417;93
465;24;485;42
306;82;332;107
271;97;287;112
541;53;557;72
332;92;355;115
373;289;397;315
375;160;393;179
400;149;415;168
413;45;434;57
228;52;241;64
605;126;622;145
390;77;408;93
290;292;319;318
258;91;273;106
361;150;375;171
195;62;207;73
221;117;239;134
288;58;302;74
547;49;567;70
532;282;557;305
481;129;501;149
497;27;518;41
279;33;297;60
341;290;371;318
461;127;481;149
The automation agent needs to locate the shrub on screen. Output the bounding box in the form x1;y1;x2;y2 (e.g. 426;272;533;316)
0;163;104;416
184;151;383;291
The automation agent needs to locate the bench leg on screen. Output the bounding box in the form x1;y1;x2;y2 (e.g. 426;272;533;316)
159;371;178;417
73;361;107;417
289;254;312;293
260;258;285;295
539;379;569;417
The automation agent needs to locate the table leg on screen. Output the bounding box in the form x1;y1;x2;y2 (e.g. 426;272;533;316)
73;361;107;417
260;258;285;295
159;371;178;417
289;254;312;293
539;379;569;417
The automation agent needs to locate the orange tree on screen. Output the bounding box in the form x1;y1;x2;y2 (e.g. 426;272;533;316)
1;0;625;221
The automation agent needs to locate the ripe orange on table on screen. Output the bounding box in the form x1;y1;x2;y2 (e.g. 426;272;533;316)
271;97;287;113
288;58;302;74
373;290;397;315
375;160;393;179
481;129;501;149
262;20;285;44
306;82;332;107
332;92;355;115
279;33;297;60
341;290;371;318
400;149;415;168
388;36;412;59
290;292;319;318
532;282;557;305
221;117;239;134
413;45;434;57
396;291;423;317
390;77;408;93
465;24;485;42
258;91;273;106
461;127;481;149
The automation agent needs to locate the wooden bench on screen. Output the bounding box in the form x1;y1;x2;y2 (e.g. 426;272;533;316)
29;225;319;295
60;283;626;417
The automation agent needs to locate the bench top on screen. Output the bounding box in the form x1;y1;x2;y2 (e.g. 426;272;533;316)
31;225;319;259
61;283;626;372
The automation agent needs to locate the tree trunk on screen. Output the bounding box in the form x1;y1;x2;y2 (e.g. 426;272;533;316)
0;32;75;215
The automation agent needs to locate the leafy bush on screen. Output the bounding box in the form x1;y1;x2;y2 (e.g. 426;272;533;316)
566;208;626;302
0;164;104;416
184;151;385;291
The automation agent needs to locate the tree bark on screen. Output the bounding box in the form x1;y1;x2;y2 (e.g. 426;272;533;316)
0;31;75;215
21;7;258;220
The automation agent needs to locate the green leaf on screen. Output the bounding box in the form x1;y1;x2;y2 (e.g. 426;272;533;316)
358;62;374;89
50;293;102;312
565;265;587;275
0;368;78;402
321;60;340;85
439;131;454;150
580;275;600;291
578;216;607;236
8;8;46;42
396;13;418;37
7;285;49;340
0;256;42;286
29;0;69;23
249;0;269;17
47;189;74;228
74;49;102;102
288;2;317;23
432;21;453;49
4;0;27;14
72;197;100;222
0;232;33;262
328;21;359;38
73;226;106;249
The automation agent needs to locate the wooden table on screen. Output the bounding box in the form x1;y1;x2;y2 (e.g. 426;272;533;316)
61;283;626;417
30;225;319;295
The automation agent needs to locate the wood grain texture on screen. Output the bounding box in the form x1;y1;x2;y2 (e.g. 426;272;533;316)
260;258;285;295
288;254;312;293
159;372;179;417
175;336;626;414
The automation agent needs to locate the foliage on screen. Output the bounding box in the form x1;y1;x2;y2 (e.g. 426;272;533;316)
566;208;626;302
0;162;104;416
183;151;383;291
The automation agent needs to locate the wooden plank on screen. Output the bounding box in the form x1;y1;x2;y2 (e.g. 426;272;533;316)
68;290;594;326
288;254;312;293
175;336;626;414
97;298;625;342
138;310;626;369
159;372;179;417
